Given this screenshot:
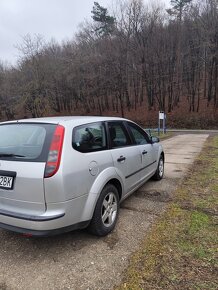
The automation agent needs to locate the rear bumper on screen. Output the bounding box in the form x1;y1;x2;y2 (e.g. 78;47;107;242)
0;194;90;236
0;208;65;221
0;220;89;237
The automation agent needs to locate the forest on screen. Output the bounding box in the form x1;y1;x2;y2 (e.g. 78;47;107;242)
0;0;217;128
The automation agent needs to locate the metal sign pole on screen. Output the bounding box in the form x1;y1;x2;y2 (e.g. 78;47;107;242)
158;111;160;136
164;113;167;133
158;111;166;135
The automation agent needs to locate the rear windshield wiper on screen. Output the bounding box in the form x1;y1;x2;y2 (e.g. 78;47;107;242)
0;153;26;158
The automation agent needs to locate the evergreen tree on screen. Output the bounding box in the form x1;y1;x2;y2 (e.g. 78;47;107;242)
91;2;116;36
167;0;192;20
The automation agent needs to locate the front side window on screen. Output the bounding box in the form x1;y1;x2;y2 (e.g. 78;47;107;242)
127;123;149;145
72;123;106;153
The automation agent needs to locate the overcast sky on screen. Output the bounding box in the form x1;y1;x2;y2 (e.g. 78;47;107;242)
0;0;170;65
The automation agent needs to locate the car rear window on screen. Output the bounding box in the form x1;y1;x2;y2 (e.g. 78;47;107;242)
0;123;56;162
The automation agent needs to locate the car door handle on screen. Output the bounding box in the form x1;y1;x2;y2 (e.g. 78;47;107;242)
117;156;126;162
142;150;148;155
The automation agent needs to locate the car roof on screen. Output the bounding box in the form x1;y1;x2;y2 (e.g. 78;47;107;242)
1;116;130;126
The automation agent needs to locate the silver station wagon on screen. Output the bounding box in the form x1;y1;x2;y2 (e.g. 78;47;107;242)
0;116;164;236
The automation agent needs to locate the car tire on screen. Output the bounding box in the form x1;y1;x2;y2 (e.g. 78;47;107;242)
153;155;164;180
88;184;119;236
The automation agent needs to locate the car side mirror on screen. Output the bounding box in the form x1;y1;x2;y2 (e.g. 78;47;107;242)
151;136;160;143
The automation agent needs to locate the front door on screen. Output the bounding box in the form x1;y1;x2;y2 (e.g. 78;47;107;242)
107;121;142;195
126;122;157;180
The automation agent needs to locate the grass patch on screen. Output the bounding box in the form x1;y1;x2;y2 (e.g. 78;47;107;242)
116;136;218;290
145;129;173;140
147;130;174;140
158;132;173;140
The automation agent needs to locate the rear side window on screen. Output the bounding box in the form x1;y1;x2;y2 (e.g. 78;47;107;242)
72;123;107;153
0;123;55;162
108;122;131;148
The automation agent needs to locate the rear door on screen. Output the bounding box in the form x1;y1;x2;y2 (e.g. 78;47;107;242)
107;121;142;195
51;121;113;203
0;123;54;215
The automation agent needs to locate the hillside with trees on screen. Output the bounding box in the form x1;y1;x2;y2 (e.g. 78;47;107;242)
0;0;217;128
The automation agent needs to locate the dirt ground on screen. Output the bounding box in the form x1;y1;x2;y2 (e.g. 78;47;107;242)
0;134;209;290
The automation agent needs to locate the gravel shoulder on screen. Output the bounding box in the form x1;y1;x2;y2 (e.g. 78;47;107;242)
0;134;209;290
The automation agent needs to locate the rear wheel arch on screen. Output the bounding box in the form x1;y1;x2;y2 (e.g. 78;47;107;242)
80;174;123;222
106;178;122;201
88;183;120;236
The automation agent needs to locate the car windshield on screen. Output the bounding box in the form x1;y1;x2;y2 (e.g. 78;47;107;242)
0;123;47;159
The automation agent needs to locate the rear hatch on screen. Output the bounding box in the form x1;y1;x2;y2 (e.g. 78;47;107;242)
0;122;56;215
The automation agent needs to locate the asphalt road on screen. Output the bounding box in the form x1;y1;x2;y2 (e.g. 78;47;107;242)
0;134;209;290
166;129;218;133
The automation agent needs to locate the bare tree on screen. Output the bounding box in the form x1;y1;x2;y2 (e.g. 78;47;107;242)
0;0;217;128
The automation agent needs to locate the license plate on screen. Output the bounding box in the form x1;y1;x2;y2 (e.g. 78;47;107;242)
0;175;14;189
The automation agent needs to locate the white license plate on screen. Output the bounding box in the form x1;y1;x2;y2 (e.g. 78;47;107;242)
0;175;14;189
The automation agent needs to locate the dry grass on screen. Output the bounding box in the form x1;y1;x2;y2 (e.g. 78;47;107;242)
115;136;218;290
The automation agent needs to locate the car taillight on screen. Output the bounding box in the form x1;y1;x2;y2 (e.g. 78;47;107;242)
44;125;65;178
